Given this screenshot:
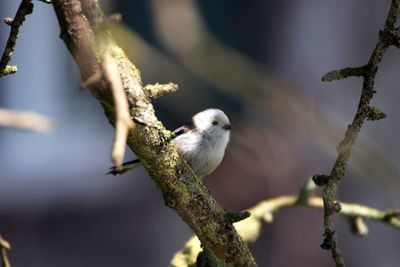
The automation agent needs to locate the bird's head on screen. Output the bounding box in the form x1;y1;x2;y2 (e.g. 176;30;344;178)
192;109;232;139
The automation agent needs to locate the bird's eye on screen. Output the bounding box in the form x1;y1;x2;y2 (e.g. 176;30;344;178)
212;120;218;126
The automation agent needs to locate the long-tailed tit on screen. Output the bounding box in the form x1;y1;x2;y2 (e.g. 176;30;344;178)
107;108;232;178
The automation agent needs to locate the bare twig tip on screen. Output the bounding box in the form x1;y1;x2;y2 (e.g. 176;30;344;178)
350;217;369;237
321;66;365;82
0;65;17;77
3;17;14;26
144;82;179;99
0;236;10;250
367;106;387;121
312;174;329;186
226;210;251;223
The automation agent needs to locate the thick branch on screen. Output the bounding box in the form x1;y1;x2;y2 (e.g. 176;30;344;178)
0;0;33;77
52;0;255;265
318;1;400;266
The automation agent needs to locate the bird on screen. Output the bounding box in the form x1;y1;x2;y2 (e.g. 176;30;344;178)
107;108;232;178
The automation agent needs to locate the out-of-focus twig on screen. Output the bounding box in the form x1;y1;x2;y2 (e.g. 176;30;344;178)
102;52;135;170
0;0;33;77
171;178;400;267
0;235;11;267
314;1;400;266
0;108;54;132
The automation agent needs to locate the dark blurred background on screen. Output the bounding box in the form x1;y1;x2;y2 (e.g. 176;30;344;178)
1;0;400;266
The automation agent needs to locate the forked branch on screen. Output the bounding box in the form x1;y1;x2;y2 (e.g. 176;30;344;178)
316;1;400;265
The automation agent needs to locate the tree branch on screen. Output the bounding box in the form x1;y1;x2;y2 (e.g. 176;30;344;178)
0;0;33;77
102;52;135;170
316;1;400;266
144;82;178;100
0;235;11;267
171;178;400;266
321;66;366;82
52;0;256;265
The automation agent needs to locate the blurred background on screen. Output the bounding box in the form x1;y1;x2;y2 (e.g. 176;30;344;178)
1;0;400;266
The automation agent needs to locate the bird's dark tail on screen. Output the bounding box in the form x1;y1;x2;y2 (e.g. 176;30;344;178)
106;159;142;175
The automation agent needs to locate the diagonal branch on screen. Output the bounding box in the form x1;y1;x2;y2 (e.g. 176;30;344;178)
316;1;400;266
52;0;256;265
0;0;33;77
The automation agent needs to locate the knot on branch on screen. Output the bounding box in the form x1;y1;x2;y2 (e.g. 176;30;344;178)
379;28;400;48
321;229;336;250
144;83;178;99
367;106;387;121
312;174;330;186
325;201;342;217
226;210;251;223
331;201;342;213
383;208;400;220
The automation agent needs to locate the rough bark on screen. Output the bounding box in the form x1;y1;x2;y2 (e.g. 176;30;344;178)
52;0;256;266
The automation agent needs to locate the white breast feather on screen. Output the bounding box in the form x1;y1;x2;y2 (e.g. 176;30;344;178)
173;131;229;179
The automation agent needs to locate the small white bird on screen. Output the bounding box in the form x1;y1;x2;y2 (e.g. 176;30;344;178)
107;108;232;178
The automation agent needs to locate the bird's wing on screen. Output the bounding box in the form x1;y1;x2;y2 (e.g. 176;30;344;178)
107;124;193;175
172;124;193;139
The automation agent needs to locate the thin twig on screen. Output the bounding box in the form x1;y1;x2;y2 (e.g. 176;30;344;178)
321;66;366;82
0;0;33;77
102;52;135;170
144;82;178;99
0;108;54;132
317;1;400;266
0;235;11;267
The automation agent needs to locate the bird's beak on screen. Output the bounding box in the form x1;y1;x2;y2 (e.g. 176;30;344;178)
223;124;233;131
